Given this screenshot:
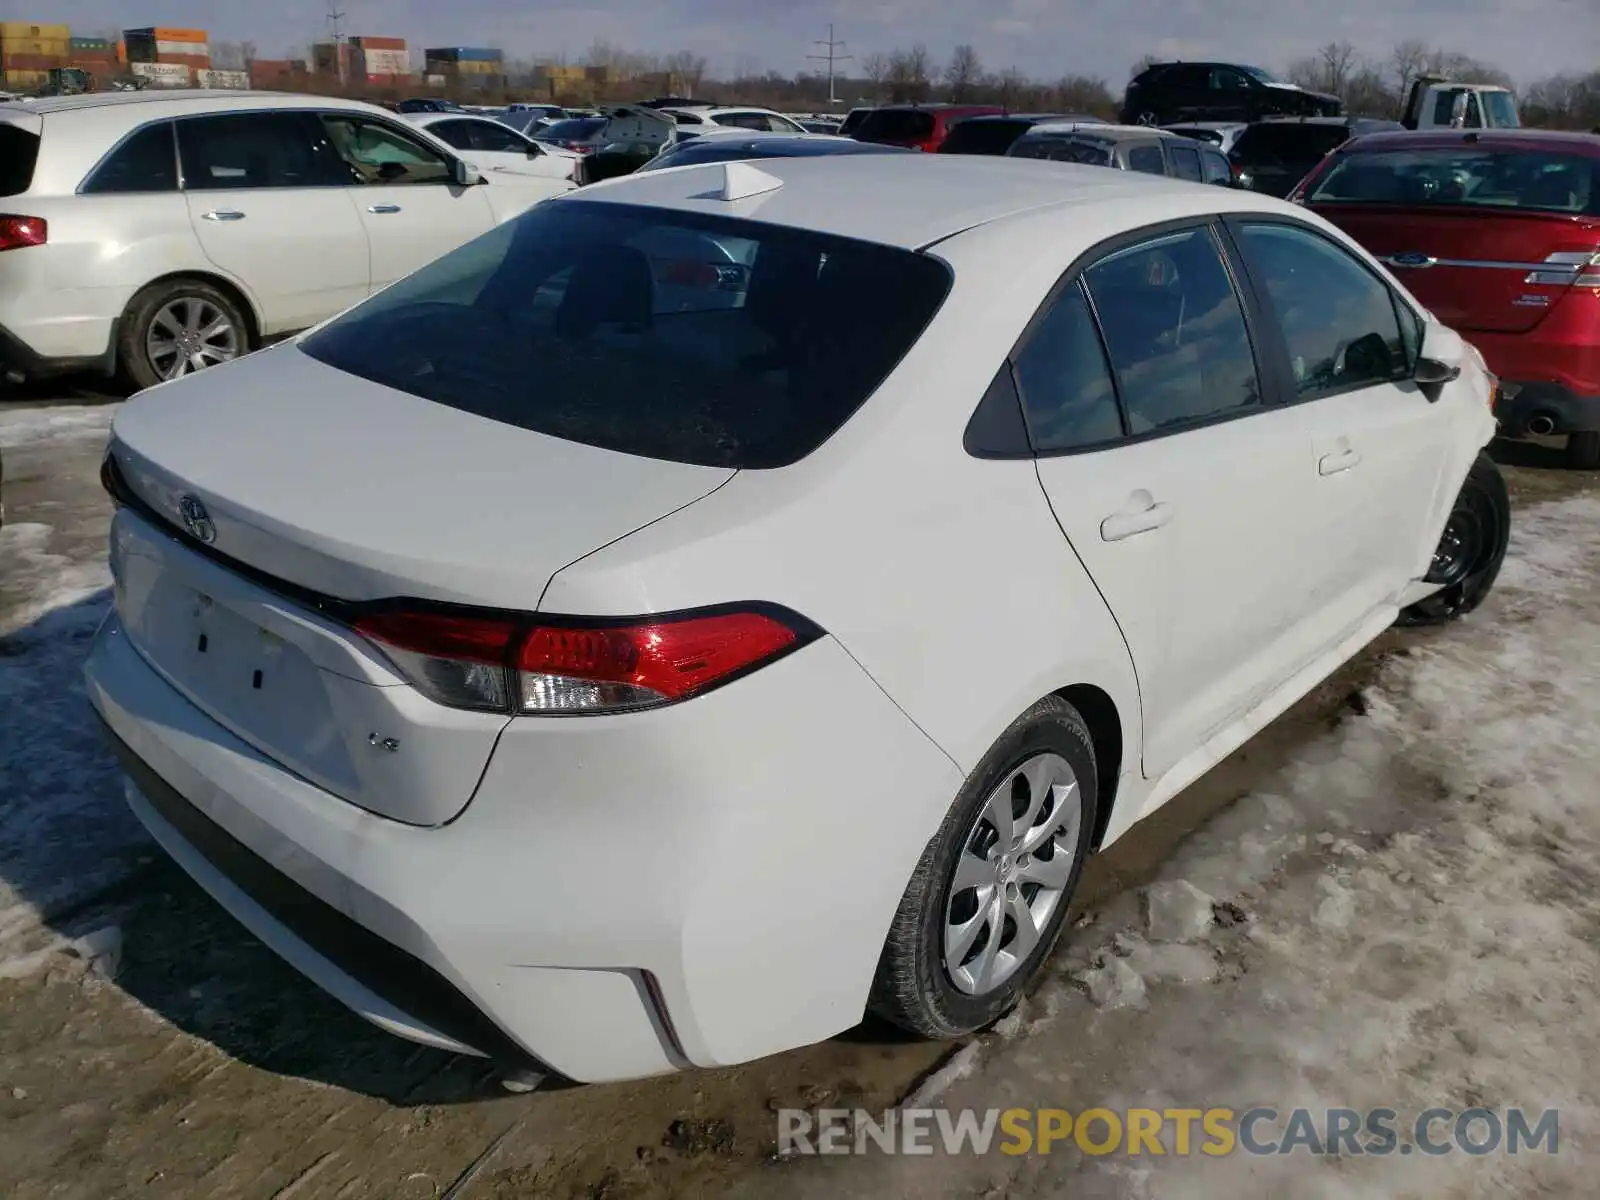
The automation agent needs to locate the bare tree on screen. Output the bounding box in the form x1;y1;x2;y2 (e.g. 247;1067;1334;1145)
1390;39;1429;98
995;66;1028;110
943;44;983;101
239;41;257;66
1316;41;1357;95
861;52;890;99
661;51;707;95
886;44;931;103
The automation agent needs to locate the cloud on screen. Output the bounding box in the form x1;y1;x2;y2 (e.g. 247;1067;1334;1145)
39;0;1595;84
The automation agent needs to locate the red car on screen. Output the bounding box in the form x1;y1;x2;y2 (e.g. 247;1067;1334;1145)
1291;130;1600;467
851;103;1006;153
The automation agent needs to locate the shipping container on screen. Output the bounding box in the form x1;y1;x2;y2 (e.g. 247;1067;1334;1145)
2;68;48;87
424;46;502;62
129;60;191;85
70;36;112;49
124;27;206;42
0;22;69;41
424;73;446;86
456;59;501;75
357;47;409;76
0;37;68;57
2;53;65;70
155;40;209;58
196;68;249;89
350;35;405;50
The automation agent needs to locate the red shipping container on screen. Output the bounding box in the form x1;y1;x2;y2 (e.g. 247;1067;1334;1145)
352;35;405;50
1;52;63;70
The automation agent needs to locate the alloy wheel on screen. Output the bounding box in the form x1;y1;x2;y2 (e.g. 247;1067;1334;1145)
943;752;1081;996
146;297;242;381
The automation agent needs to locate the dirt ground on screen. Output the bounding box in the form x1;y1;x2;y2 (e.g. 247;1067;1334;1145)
1;389;1594;1199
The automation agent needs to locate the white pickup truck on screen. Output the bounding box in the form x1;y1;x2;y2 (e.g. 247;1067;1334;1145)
1401;76;1521;130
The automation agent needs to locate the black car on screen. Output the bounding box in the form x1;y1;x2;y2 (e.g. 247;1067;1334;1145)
395;98;461;114
936;113;1108;156
635;134;910;173
1228;116;1405;198
1120;62;1341;126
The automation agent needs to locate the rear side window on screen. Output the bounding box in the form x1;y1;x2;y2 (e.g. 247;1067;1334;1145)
856;109;934;142
1012;137;1111;166
1200;149;1232;185
0;124;40;197
298;201;953;469
1083;228;1261;432
1307;146;1598;215
178;112;347;189
82;122;178;193
540;118;605;141
839;109;871;136
1014;282;1123;451
938;120;1028;155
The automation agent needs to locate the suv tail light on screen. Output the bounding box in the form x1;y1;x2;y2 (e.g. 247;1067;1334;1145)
353;605;819;715
0;215;46;252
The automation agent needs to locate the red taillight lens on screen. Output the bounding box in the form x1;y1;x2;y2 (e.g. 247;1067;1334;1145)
353;607;810;715
0;215;47;252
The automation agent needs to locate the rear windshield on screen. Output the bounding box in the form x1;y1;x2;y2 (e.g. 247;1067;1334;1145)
0;124;40;197
839;109;871;136
298;201;953;469
1232;124;1351;164
538;118;604;141
1010;136;1112;167
1308;147;1599;215
856;109;935;142
938;119;1030;155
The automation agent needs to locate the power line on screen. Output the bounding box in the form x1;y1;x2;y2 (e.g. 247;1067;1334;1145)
806;24;852;105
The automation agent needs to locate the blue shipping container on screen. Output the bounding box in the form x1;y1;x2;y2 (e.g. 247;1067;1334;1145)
424;46;502;61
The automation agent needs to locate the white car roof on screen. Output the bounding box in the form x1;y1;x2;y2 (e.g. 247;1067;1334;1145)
1024;122;1179;139
572;153;1260;250
6;89;388;118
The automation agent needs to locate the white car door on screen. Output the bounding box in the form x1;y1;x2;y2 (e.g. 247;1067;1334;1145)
1227;219;1448;636
318;111;498;292
1026;224;1318;780
176;110;370;334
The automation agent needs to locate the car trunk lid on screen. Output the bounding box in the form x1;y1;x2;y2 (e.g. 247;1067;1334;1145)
1312;206;1600;334
106;343;734;825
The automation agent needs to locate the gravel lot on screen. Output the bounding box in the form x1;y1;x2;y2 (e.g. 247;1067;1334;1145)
2;388;1595;1199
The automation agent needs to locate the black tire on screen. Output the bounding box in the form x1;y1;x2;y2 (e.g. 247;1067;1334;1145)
868;696;1097;1039
1400;451;1511;626
117;278;250;392
1566;431;1600;471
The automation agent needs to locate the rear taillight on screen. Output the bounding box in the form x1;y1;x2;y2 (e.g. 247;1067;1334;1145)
353;606;816;715
0;215;46;252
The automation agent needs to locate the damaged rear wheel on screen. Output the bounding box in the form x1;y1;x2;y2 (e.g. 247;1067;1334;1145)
1400;452;1510;626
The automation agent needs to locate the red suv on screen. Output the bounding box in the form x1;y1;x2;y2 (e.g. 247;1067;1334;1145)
1292;130;1600;467
851;104;1006;153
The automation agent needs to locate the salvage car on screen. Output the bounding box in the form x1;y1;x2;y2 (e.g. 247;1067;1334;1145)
1292;128;1600;466
1121;61;1342;126
0;91;574;389
88;155;1506;1085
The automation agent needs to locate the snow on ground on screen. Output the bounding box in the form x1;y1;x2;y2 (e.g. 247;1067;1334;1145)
0;407;143;974
744;493;1600;1199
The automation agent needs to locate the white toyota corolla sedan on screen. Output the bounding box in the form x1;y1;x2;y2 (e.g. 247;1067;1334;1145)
85;154;1508;1084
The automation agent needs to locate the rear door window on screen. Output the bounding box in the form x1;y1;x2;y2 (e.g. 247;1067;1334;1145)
81;121;178;193
0;124;41;197
320;114;454;185
1083;227;1262;432
1013;281;1124;451
177;112;346;189
1127;144;1167;174
1200;149;1232;185
1166;143;1203;180
298;201;953;468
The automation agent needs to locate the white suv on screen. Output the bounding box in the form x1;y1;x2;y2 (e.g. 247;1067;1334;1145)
0;90;575;389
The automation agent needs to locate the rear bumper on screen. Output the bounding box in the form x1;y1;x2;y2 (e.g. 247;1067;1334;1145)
1495;381;1600;437
85;610;961;1082
0;319;115;384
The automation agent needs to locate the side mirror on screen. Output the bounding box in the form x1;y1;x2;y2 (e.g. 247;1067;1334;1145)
526;142;542;158
1414;357;1461;385
452;158;485;186
1414;321;1465;401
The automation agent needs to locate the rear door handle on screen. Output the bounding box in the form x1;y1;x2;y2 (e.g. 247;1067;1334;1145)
201;210;245;221
1100;494;1173;543
1319;448;1361;476
367;204;402;214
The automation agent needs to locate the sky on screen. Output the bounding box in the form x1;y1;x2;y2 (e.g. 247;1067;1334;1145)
35;0;1599;86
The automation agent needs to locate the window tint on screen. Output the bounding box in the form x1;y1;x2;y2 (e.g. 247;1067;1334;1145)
427;119;477;150
1200;149;1232;185
0;125;40;197
1127;144;1166;175
1014;282;1124;451
940;120;1031;155
79;122;176;194
1164;65;1209;89
1308;146;1598;215
177;113;344;190
463;120;527;152
1237;222;1410;398
1011;136;1112;166
856;109;934;141
1167;143;1202;181
298;201;952;469
1210;68;1251;90
321;114;453;185
1084;227;1260;432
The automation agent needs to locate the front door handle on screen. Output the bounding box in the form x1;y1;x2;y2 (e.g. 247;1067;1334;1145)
1100;492;1173;543
1319;448;1361;476
367;204;402;214
201;210;245;221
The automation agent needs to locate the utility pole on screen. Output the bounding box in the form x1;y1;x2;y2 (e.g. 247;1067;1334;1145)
806;24;852;105
326;0;347;86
